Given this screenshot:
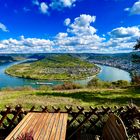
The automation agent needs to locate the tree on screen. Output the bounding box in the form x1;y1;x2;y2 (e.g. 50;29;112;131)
132;39;140;84
133;39;140;63
87;78;103;87
134;39;140;50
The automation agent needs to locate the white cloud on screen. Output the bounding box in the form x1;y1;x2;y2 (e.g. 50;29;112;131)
124;8;130;11
104;26;140;53
32;0;78;14
50;0;76;10
61;0;76;7
0;36;54;53
66;14;96;36
40;2;49;14
124;0;140;15
0;14;139;53
56;32;68;39
54;14;105;53
64;18;71;26
0;14;106;53
109;26;140;38
0;22;9;32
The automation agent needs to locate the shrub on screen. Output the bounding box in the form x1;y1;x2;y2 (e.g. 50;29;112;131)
111;80;130;88
87;78;103;88
131;74;140;85
87;78;130;88
38;85;52;91
53;82;82;90
102;81;114;88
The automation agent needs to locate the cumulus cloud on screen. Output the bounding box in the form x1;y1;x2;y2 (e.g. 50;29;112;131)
32;0;78;14
40;2;49;14
66;14;96;36
124;0;140;15
64;18;71;26
0;14;139;53
0;22;9;32
0;14;104;53
55;32;68;39
105;26;140;53
50;0;76;10
54;14;105;53
0;36;54;53
32;1;49;14
109;26;140;38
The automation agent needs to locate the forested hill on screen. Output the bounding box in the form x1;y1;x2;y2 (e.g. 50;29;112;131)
35;54;94;68
0;56;16;64
5;54;100;80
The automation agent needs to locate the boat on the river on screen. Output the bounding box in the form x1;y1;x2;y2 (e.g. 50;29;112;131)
36;82;53;85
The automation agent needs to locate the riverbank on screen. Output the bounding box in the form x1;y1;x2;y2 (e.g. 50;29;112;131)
5;55;101;80
92;62;131;73
0;88;139;110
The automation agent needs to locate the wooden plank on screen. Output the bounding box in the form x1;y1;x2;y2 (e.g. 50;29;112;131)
23;113;41;134
37;113;53;140
33;113;48;139
43;113;58;140
55;114;65;140
5;113;34;140
60;114;68;140
37;113;50;140
103;113;128;140
48;113;60;140
54;114;64;140
26;113;44;137
13;113;38;139
5;113;68;140
109;118;124;139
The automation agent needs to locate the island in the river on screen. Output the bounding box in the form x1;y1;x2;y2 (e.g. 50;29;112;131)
5;54;100;80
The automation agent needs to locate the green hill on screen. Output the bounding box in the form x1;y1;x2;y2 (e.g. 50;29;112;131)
0;56;16;64
5;54;100;80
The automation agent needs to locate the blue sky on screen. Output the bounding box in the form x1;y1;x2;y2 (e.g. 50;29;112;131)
0;0;140;53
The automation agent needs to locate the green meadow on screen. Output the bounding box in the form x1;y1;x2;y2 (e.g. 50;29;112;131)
0;88;139;110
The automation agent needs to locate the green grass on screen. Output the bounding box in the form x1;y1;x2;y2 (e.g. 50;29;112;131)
0;88;139;110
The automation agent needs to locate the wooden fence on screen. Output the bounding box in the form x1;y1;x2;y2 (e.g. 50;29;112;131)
0;104;140;139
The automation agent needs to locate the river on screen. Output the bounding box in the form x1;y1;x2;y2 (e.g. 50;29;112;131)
0;61;131;88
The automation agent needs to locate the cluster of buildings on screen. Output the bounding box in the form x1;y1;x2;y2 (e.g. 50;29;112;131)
89;58;140;75
39;67;100;76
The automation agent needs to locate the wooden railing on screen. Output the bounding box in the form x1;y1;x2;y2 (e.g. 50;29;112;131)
0;105;140;139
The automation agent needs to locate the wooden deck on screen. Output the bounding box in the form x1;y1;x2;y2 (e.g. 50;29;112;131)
5;112;68;140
